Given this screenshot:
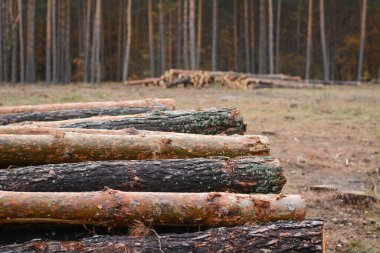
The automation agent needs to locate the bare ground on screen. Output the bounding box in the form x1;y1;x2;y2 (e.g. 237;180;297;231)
0;83;379;252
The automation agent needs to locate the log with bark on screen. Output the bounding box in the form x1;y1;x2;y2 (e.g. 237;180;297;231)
0;190;305;227
124;78;160;86
0;156;285;193
0;106;173;125
0;128;269;167
0;220;325;253
19;107;247;135
0;98;175;114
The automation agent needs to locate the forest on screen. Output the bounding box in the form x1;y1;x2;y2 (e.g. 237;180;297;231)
0;0;378;84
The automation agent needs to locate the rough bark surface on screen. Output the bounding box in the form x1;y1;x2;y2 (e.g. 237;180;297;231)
0;156;285;193
0;98;175;114
27;107;246;135
0;129;269;167
0;106;171;125
0;220;325;253
0;190;305;227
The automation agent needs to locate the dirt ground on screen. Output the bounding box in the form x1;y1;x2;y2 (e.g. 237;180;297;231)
0;83;379;252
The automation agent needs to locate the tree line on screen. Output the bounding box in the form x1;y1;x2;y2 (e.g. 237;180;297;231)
0;0;378;84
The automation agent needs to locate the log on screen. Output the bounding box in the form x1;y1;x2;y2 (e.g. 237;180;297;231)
20;107;247;135
0;190;305;227
0;98;175;114
0;129;269;167
124;78;160;86
0;220;325;253
0;156;285;193
0;105;172;125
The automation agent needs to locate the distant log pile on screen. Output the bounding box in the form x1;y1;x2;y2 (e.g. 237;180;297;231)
0;98;325;252
125;69;324;89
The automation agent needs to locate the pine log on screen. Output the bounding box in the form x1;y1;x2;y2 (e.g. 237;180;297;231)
0;156;285;193
0;220;325;253
20;108;247;135
124;78;160;86
0;98;175;114
0;190;305;227
0;105;172;125
0;129;269;167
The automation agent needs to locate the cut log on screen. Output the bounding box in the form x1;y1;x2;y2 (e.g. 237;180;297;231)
0;129;269;167
337;190;378;206
0;190;305;227
20;107;247;135
309;185;338;192
124;78;160;86
0;156;285;193
0;105;172;125
0;98;175;114
0;220;325;253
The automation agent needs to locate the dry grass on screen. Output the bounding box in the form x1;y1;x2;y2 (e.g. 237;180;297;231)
0;83;379;252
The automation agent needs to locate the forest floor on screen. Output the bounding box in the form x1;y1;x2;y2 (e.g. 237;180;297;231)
1;83;379;252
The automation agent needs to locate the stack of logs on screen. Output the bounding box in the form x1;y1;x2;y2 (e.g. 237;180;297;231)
0;98;325;252
125;69;324;89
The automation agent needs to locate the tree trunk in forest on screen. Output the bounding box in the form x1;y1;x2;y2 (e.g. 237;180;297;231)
357;0;367;81
0;220;325;253
122;0;132;82
275;0;281;73
26;108;247;135
233;1;238;71
296;1;301;76
189;0;196;70
25;0;36;83
0;107;173;125
176;0;182;69
319;0;329;81
0;128;268;167
159;0;165;74
148;0;155;77
83;0;91;82
3;0;9;82
183;0;189;70
168;13;173;69
91;0;102;84
0;156;285;193
0;190;305;227
17;0;24;82
0;1;3;82
52;0;58;83
64;0;71;84
0;98;175;114
211;0;218;71
244;0;250;73
46;0;52;83
10;1;18;84
250;0;255;73
305;0;313;80
268;0;274;74
259;0;267;74
196;0;202;69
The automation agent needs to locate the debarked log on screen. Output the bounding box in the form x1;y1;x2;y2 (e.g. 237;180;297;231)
0;129;269;167
20;107;247;135
0;220;325;253
0;105;173;125
0;98;175;114
0;156;285;193
0;190;306;227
